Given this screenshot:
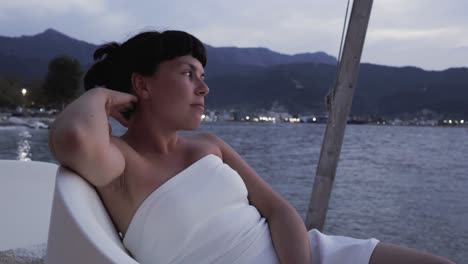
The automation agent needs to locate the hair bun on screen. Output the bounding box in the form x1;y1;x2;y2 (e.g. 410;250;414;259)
93;42;121;61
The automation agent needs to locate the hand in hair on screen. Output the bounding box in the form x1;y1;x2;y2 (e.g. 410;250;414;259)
103;87;137;127
49;87;137;187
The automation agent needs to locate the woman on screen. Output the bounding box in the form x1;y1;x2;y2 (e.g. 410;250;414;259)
48;30;453;264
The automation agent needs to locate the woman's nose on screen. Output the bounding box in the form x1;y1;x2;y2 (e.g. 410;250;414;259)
196;80;209;96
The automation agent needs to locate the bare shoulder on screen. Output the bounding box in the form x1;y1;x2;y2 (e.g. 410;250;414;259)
187;132;229;150
182;132;224;157
186;132;221;142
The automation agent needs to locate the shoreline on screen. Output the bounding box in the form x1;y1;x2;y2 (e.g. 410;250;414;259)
1;112;466;129
1;117;467;130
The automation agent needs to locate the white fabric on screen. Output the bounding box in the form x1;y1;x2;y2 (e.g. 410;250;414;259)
123;154;379;264
308;230;379;263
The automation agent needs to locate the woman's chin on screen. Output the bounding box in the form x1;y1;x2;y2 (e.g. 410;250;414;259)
181;120;202;131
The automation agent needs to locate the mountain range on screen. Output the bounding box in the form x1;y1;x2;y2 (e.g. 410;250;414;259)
1;28;467;118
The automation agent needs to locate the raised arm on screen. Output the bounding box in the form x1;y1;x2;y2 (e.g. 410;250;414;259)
48;87;137;187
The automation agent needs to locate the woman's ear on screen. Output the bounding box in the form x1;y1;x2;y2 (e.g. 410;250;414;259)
131;73;150;99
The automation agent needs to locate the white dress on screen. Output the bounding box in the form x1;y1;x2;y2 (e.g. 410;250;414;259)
123;154;379;264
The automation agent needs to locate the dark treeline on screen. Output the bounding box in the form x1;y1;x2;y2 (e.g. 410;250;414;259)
0;55;82;110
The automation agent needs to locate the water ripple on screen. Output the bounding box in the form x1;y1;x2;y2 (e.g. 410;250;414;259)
0;123;466;262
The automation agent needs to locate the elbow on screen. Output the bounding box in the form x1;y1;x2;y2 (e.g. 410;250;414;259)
261;196;294;218
270;202;295;216
268;199;304;224
49;122;88;165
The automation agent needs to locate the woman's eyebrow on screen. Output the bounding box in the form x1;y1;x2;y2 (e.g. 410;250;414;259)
179;62;204;74
179;62;206;79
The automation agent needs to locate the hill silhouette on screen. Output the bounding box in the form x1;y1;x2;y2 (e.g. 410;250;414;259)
0;29;467;118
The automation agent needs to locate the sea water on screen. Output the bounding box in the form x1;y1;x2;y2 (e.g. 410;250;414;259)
0;122;466;262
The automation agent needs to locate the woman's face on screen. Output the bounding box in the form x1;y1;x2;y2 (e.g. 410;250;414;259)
145;55;209;130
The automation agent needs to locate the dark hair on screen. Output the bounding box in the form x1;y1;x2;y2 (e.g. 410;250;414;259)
84;30;206;93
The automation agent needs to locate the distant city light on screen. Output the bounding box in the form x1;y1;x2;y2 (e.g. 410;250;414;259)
171;111;462;126
21;88;27;96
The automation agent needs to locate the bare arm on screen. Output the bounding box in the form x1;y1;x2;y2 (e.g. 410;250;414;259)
208;133;312;264
370;242;454;264
48;87;137;187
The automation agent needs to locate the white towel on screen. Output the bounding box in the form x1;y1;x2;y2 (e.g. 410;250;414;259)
123;154;378;264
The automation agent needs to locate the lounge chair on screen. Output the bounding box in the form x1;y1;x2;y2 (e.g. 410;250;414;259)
45;166;138;263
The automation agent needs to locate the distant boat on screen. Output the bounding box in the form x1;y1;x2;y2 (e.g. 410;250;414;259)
0;117;50;129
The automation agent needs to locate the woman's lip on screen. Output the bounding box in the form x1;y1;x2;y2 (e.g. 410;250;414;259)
191;104;204;111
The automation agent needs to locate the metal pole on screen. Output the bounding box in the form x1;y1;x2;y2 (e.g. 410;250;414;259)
305;0;374;231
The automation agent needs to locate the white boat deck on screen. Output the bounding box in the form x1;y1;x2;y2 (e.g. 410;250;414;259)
0;160;57;252
0;160;57;251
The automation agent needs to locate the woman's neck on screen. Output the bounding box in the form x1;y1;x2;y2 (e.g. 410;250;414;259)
122;111;180;156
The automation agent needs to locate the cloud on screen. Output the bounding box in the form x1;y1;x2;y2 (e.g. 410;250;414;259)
368;27;461;42
0;0;466;69
155;0;350;56
359;0;468;69
0;0;107;16
0;0;137;44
